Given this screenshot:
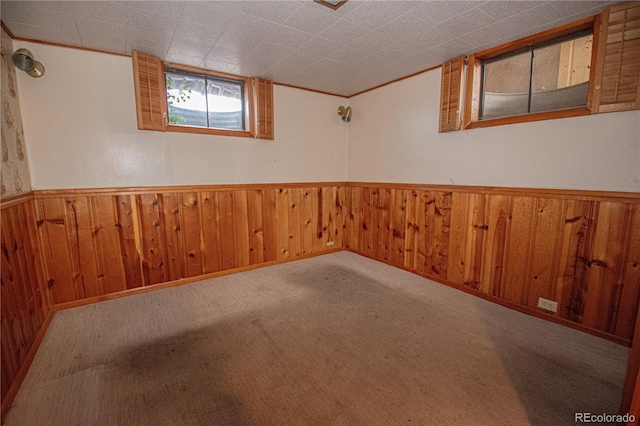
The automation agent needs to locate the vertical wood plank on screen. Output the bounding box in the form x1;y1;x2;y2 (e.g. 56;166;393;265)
616;204;640;340
404;190;419;270
217;191;236;270
502;196;531;303
115;195;144;288
262;189;277;262
390;189;407;266
482;195;512;298
247;189;265;265
289;188;303;257
447;192;468;285
137;193;167;285
92;196;128;294
158;193;185;281
276;188;291;259
300;188;314;255
234;190;251;268
199;191;222;274
181;192;204;278
380;188;392;262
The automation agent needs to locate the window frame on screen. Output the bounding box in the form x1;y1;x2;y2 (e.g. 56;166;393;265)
464;15;600;129
163;62;255;138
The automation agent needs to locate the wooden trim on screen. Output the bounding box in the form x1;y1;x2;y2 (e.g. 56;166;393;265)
9;36;130;58
314;0;348;11
346;248;630;346
473;16;596;61
273;82;345;98
586;13;602;112
464;106;592;129
463;55;481;129
591;8;609;114
54;247;343;311
622;304;640;413
0;307;55;422
1;20;16;39
31;182;349;197
165;125;254;138
346;182;640;202
0;191;34;210
165;62;248;83
348;64;442;98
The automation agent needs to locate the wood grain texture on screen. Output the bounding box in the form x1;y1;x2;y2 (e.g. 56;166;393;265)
1;195;49;412
345;183;640;344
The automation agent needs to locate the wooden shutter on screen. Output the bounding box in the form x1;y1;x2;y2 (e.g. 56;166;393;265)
439;56;465;133
132;50;167;131
253;78;274;140
592;2;640;113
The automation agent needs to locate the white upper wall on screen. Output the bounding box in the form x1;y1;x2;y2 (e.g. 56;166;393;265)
347;68;640;192
15;41;348;190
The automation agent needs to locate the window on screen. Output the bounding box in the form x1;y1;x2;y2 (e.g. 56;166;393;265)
132;51;274;139
480;32;593;121
460;17;598;130
166;68;246;131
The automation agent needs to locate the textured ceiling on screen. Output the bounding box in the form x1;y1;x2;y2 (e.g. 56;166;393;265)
1;0;621;96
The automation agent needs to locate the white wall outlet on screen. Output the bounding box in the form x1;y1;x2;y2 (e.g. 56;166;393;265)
537;297;558;313
326;241;334;246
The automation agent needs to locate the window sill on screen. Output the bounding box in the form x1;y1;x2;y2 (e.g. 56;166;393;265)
166;125;255;138
464;106;592;130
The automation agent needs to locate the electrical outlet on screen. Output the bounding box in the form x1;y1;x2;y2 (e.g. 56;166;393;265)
537;297;558;313
326;241;334;246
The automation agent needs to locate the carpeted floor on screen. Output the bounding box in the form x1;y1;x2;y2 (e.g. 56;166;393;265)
4;252;629;425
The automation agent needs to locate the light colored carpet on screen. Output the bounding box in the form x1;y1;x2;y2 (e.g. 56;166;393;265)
4;252;628;425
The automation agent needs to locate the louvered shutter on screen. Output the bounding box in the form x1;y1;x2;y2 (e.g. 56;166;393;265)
592;3;640;113
252;78;274;140
132;51;167;131
439;56;465;133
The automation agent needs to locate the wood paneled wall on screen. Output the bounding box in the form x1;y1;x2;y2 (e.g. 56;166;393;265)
1;194;50;403
33;184;345;305
344;184;640;344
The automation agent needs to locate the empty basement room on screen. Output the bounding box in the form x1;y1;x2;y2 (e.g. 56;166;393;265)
1;1;640;425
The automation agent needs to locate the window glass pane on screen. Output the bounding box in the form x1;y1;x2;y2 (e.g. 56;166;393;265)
166;71;208;127
530;34;592;113
481;51;531;120
207;79;244;130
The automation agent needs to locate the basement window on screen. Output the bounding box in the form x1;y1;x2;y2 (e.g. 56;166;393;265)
461;16;597;130
480;32;593;121
166;68;246;131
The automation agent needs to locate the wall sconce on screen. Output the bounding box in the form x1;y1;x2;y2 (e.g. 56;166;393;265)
338;106;352;123
12;48;45;77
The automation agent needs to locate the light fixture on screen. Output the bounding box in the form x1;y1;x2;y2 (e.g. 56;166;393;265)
314;0;348;10
12;48;45;77
338;106;352;122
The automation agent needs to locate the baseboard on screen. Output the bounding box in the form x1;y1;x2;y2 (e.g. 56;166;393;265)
54;247;344;311
1;307;55;422
345;248;630;347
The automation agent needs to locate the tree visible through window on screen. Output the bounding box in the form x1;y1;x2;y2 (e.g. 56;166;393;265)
165;68;245;131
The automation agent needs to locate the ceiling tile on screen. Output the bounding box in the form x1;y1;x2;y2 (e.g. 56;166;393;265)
125;6;180;34
4;2;77;33
281;3;339;35
76;16;126;54
375;12;429;42
180;2;238;30
375;41;417;62
264;61;308;83
326;45;370;63
224;12;278;38
251;41;296;61
231;54;279;77
206;46;246;65
411;1;478;25
551;1;611;17
341;1;418;30
173;21;224;43
265;25;315;50
281;49;323;68
199;58;237;74
165;51;205;68
425;38;476;63
478;1;546;21
5;22;81;46
215;31;266;53
168;36;216;59
57;1;133;26
317;19;370;45
240;1;301;24
126;1;185;18
125;26;172;57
